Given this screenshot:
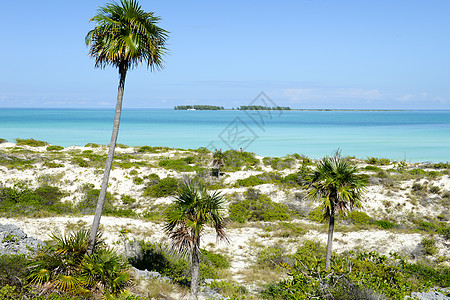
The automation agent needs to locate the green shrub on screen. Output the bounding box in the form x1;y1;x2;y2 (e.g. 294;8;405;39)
263;157;296;170
228;189;294;222
142;204;170;222
308;206;325;223
362;165;383;172
0;184;71;216
347;211;371;225
121;194;136;205
429;186;440;194
133;177;144;185
222;150;259;171
76;188;116;214
137;145;169;153
373;220;397;229
206;281;247;299
0;138;7;144
15;138;47;147
409;168;426;176
158;158;194;172
84;143;101;148
43;161;64;168
235;175;265;187
0;254;29;287
256;245;288;269
46;145;64;151
421;236;437;255
365;157;390;165
412;183;426;192
144;177;179;198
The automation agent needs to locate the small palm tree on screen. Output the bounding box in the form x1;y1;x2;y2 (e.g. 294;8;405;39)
212;150;225;177
305;152;366;270
85;0;168;252
28;230;131;297
164;179;228;300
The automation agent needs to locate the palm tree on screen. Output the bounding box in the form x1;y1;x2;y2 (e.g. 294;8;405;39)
305;152;366;270
211;150;225;177
164;179;228;300
85;0;168;252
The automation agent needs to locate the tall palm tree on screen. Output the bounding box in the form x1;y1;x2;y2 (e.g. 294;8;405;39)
85;0;168;252
164;179;228;300
305;152;366;270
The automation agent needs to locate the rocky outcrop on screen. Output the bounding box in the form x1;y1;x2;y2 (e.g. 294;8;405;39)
0;223;44;255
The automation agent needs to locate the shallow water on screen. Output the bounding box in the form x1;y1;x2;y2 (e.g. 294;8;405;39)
0;108;449;162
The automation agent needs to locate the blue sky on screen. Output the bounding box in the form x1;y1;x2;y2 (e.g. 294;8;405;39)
1;0;450;109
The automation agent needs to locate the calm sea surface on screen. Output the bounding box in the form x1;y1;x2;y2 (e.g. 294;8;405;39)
0;108;449;162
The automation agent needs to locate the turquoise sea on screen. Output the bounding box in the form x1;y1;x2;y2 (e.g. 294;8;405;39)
0;108;449;162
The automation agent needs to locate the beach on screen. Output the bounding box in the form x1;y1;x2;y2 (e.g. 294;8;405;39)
0;139;449;297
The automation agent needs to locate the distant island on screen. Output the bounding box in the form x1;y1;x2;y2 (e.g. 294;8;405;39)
238;105;291;110
174;105;224;110
174;105;291;110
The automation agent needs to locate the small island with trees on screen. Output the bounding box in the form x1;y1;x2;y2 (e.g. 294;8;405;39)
174;105;224;110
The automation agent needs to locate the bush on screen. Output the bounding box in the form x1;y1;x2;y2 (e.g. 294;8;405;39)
137;145;169;153
373;220;397;229
347;211;371;225
15;138;47;147
0;138;7;144
256;245;289;269
362;165;383;172
235;175;265;187
76;188;116;214
228;189;294;222
308;206;325;223
84;143;101;148
133;177;144;185
263;157;296;170
158;158;194;172
421;236;437;255
46;145;64;151
221;150;259;171
365;157;390;165
0;184;71;216
429;186;440;194
144;177;179;198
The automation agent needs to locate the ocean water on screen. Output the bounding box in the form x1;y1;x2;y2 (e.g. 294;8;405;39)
0;108;449;162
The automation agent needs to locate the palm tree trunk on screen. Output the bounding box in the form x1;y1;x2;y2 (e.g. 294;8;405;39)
190;236;200;300
325;207;335;270
88;65;127;254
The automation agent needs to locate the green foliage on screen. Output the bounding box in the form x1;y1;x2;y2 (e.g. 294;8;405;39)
235;175;265;187
120;195;136;205
262;240;439;300
141;204;170;222
71;151;107;168
373;220;397;229
429;185;440;194
129;241;189;284
421;236;437;255
174;105;224;110
15;138;48;147
0;155;34;170
84;143;101;148
158;158;195;172
28;230;131;297
143;177;179;198
308;206;325;223
228;188;294;222
256;245;288;269
132;177;144;185
136;146;170;153
365;157;391;165
76;188;116;214
43;161;65;168
409;168;426;176
263;157;296;170
0;184;72;217
0;138;7;144
221;150;259;171
206;280;248;299
46;145;64;151
346;211;371;225
0;254;29;288
362;165;383;172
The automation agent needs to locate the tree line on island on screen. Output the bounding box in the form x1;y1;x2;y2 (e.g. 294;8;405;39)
174;105;291;110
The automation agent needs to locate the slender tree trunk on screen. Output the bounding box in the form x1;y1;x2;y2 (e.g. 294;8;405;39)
88;65;127;254
325;206;335;270
190;236;200;300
